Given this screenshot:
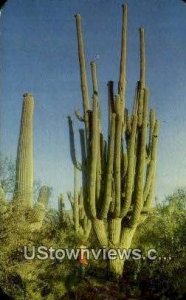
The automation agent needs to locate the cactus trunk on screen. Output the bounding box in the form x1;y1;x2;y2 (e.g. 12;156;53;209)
108;258;124;277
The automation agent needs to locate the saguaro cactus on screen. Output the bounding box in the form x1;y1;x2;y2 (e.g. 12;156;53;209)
12;93;50;230
71;4;160;276
13;93;34;208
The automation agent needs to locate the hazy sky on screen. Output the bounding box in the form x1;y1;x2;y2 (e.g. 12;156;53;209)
0;0;186;208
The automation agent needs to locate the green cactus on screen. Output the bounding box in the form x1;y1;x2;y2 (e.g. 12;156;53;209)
75;13;90;142
71;3;160;276
10;93;51;230
13;93;34;208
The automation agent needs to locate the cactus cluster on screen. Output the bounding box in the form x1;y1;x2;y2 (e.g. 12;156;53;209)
69;4;160;275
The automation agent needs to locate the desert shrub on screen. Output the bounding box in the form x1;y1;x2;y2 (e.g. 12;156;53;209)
128;188;186;299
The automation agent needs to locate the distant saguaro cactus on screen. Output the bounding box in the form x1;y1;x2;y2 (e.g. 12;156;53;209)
70;4;160;276
14;93;34;208
10;93;51;230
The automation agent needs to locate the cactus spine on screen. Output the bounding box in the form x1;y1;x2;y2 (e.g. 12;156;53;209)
71;3;160;276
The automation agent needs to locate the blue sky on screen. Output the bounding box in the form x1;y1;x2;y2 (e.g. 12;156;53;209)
0;0;186;208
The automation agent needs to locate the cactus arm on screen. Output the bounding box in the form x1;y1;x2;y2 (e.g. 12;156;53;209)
90;61;98;95
121;115;137;217
139;28;145;88
108;81;115;134
148;109;156;154
133;82;140;115
79;128;91;218
99;133;104;161
137;88;144;127
73;166;79;232
68;116;82;171
128;28;147;226
114;96;123;217
125;109;131;134
90;61;102;203
79;188;85;220
102;137;108;173
123;152;128;178
90;63;101;149
143;113;156;201
118;4;127;103
96;138;102;205
130;89;148;226
144;120;160;207
99;113;116;219
75;110;84;122
75;14;90;141
138;29;146;126
90;61;102;129
79;129;87;162
88;98;99;218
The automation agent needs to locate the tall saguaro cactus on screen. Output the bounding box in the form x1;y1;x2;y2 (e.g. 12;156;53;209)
14;93;34;208
11;93;50;230
71;4;160;276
